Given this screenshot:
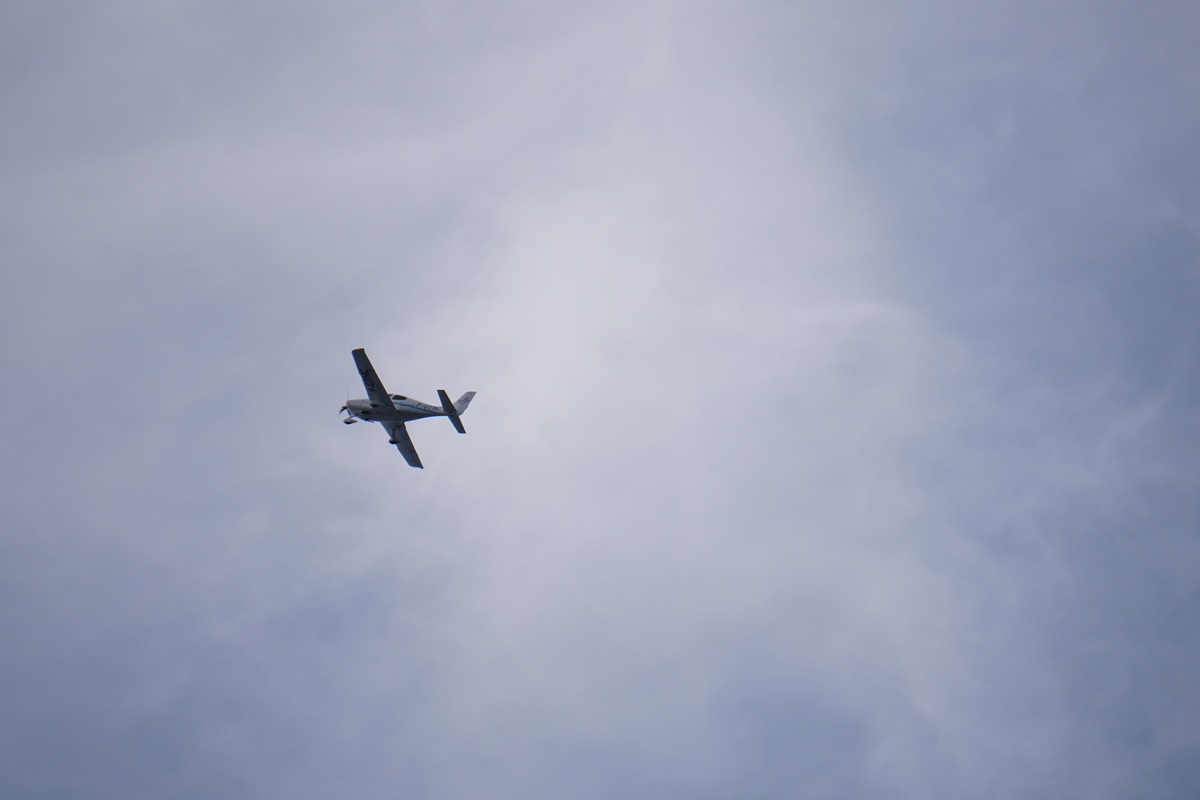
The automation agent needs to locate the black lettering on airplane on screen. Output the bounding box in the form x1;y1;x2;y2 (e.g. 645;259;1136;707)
358;367;378;391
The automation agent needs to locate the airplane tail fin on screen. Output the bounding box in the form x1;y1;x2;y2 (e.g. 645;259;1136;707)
454;391;476;415
438;390;467;434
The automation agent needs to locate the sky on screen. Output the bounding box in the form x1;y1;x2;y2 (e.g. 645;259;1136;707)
2;1;1199;798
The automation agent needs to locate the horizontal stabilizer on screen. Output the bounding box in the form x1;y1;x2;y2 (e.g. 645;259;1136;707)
438;390;466;434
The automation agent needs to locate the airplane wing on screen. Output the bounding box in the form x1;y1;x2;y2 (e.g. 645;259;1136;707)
383;421;423;469
352;348;393;408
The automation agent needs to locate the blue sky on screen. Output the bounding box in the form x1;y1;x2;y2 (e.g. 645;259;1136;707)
2;2;1198;798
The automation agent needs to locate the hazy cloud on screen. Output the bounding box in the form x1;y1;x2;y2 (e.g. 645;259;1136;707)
2;2;1198;798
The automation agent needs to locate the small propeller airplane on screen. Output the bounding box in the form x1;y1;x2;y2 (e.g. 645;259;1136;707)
340;348;476;468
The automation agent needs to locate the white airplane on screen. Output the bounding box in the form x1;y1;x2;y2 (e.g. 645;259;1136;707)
340;348;476;468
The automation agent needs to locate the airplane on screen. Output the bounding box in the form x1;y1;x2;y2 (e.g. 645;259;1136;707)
340;348;476;468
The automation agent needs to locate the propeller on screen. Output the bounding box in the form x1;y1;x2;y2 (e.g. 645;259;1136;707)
340;392;357;423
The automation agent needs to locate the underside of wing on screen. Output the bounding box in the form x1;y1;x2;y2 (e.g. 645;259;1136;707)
352;348;393;408
383;421;423;468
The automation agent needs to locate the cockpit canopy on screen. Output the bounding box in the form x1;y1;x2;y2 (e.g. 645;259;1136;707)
391;394;408;400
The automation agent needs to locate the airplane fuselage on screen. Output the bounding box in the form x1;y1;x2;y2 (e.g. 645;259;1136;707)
344;395;446;423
